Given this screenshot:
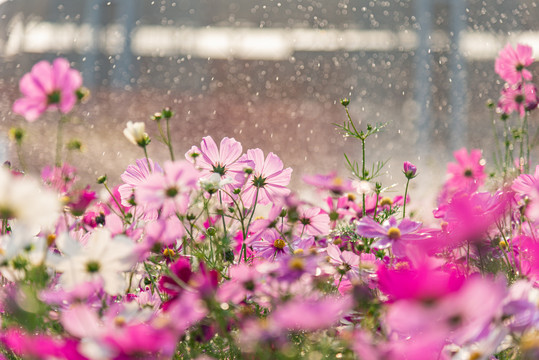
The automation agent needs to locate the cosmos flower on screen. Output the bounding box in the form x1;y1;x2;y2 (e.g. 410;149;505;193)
13;58;83;122
356;216;423;256
55;229;136;295
135;160;199;217
498;82;538;118
186;136;253;188
495;43;534;85
238;148;292;208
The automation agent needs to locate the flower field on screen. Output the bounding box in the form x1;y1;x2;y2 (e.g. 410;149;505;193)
0;43;538;359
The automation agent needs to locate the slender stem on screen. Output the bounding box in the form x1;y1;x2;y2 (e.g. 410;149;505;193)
143;262;165;302
524;111;529;173
361;138;366;217
166;118;175;161
490;108;503;172
142;145;152;171
103;182;127;218
403;178;410;218
15;143;26;172
55;116;65;166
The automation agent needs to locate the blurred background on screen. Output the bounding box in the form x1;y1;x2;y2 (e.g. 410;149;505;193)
0;0;538;219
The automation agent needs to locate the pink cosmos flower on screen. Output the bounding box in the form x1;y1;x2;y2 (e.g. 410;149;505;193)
251;229;290;260
386;275;506;346
41;163;78;194
498;83;539;118
136;160;199;217
403;161;417;179
297;206;330;236
119;157;162;208
186;136;252;186
238;148;292;208
356;216;423;256
439;148;485;203
377;263;464;303
218;263;262;303
13;58;83;122
495;43;534;85
302;171;355;195
271;296;353;331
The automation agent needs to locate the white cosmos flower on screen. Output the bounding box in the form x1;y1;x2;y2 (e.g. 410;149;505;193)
55;228;136;295
123;121;148;146
0;168;60;229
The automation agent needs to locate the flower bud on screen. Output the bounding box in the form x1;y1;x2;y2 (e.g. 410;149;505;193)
123;121;150;147
403;161;417;179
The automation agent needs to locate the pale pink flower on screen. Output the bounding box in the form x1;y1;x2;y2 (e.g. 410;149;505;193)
119;158;162;207
13;58;82;122
271;295;353;331
495;43;534;85
297;206;330;236
135;160;199;216
186;136;252;187
238;148;292;207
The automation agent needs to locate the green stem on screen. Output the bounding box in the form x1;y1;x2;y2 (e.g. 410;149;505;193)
490;108;503;173
16;143;26;172
165;118;175;161
403;178;410;218
142;145;152;171
55;115;65;166
361;138;366;217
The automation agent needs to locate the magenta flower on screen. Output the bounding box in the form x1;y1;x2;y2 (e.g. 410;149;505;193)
377;263;464;303
498;82;539;118
67;186;97;216
356;216;423;256
441;147;486;201
403;161;417;179
495;43;534;85
13;58;83;122
239;148;292;207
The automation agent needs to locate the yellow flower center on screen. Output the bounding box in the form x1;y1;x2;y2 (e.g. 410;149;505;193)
114;316;126;327
273;238;286;250
469;352;482;360
387;227;401;240
163;248;175;257
46;234;57;246
293;248;304;255
332;177;343;186
289;257;305;271
380;197;393;207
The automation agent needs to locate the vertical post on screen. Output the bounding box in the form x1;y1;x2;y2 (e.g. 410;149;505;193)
82;0;101;89
449;0;467;150
112;0;136;88
414;0;433;155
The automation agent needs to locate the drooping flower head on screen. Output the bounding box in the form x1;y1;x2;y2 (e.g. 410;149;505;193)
495;43;534;85
13;58;83;122
239;148;292;208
